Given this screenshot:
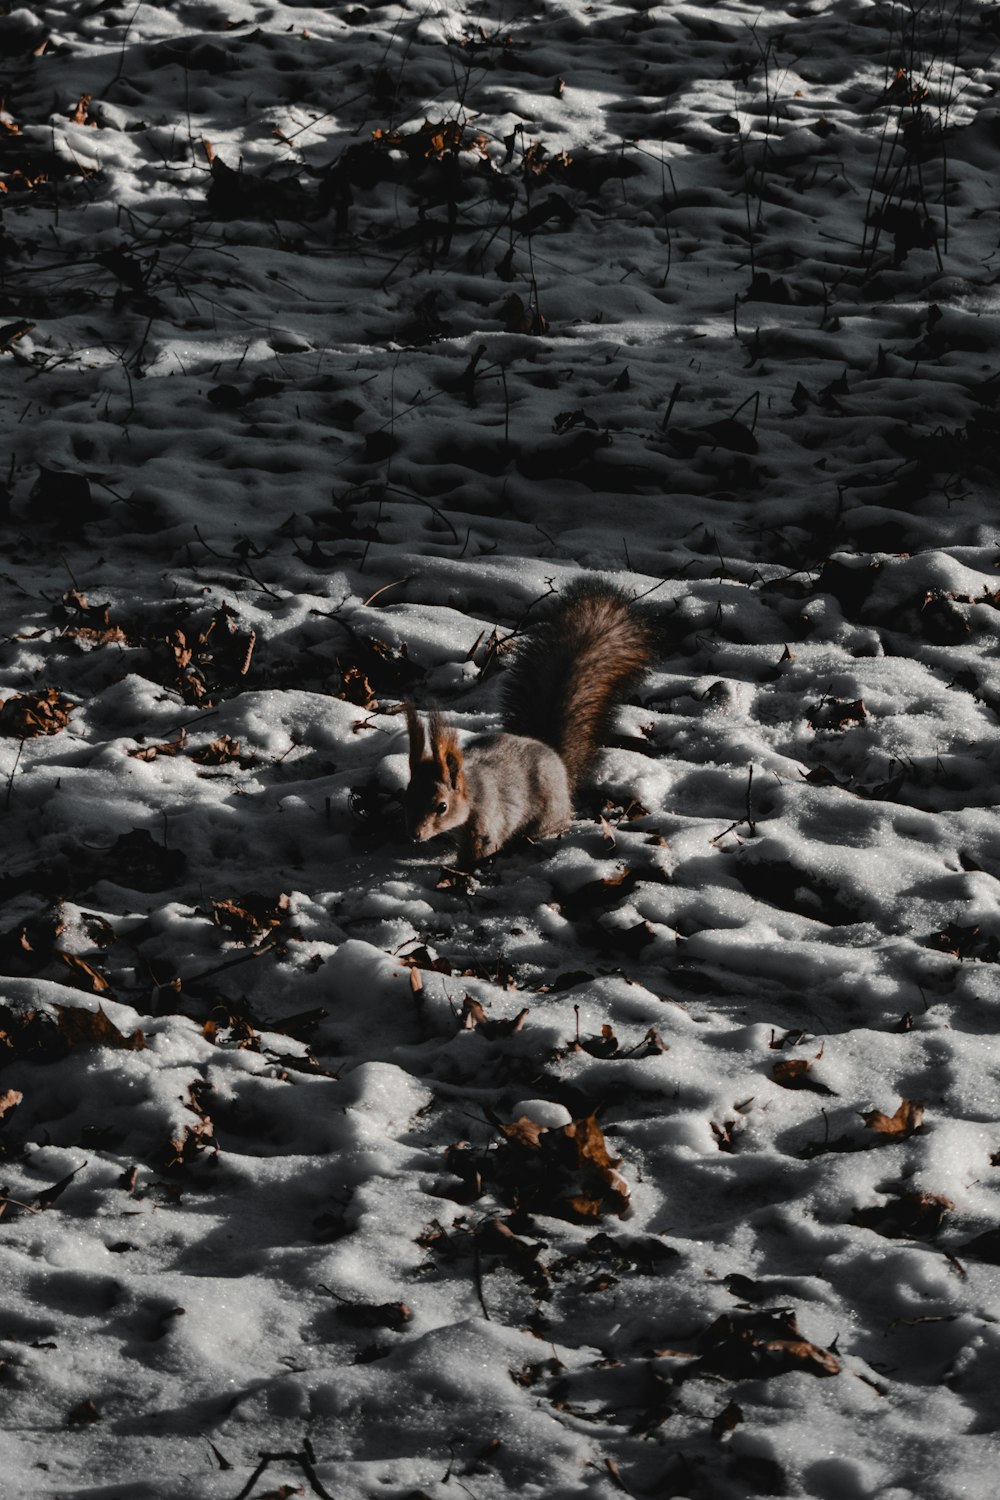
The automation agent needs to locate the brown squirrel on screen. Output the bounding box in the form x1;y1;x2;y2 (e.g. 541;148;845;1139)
404;579;653;868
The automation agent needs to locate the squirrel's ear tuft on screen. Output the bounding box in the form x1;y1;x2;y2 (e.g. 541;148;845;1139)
443;744;463;787
404;703;426;769
428;712;464;787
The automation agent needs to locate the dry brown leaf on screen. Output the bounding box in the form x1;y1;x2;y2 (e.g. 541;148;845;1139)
0;318;33;347
66;1399;100;1425
55;1003;145;1051
127;731;186;762
770;1047;836;1095
862;1098;924;1138
460;997;529;1036
711;1399;744;1439
491;1111;630;1221
35;1160;87;1210
0;688;74;738
399;945;452;976
66;624;129;647
852;1190;953;1238
56;951;111;995
500;1115;548;1149
162;1084;216;1171
190;734;243;766
808;696;867;731
578;1021;619;1057
212;891;289;943
335;1299;411;1330
688;1309;840;1381
762;1336;841;1376
0;1088;23;1119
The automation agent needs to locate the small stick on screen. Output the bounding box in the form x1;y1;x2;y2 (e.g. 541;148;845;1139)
4;737;25;812
362;576;409;607
472;1239;491;1321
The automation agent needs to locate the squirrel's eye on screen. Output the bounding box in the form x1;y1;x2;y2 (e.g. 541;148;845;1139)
436;800;448;815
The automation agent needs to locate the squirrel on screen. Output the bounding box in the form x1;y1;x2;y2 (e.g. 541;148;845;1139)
403;578;653;868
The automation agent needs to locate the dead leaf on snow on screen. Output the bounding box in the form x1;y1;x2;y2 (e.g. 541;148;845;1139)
578;1021;619;1057
492;1111;630;1222
55;1003;145;1051
0;1088;23;1119
66;1398;100;1425
807;696;867;731
334;1299;411;1331
56;952;113;996
852;1190;952;1238
500;1115;548;1149
399;945;453;976
191;734;246;766
667;1308;840;1382
127;731;186;761
212;891;289;943
0;688;74;737
711;1399;744;1439
862;1098;924;1138
36;1159;87;1209
557;866;640;921
461;997;529;1036
711;1117;742;1153
158;1082;216;1172
770;1046;836;1095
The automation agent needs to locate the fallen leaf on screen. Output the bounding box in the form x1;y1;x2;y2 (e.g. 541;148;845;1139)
212;891;289;943
127;732;186;762
500;1115;548;1149
55;1004;145;1051
579;1022;619;1057
711;1399;744;1439
461;997;529;1036
56;952;112;996
492;1112;630;1222
557;866;639;920
862;1098;924;1138
66;1398;100;1425
0;1088;23;1119
191;734;245;766
36;1160;87;1209
0;688;74;737
675;1309;840;1381
808;697;867;731
335;1300;411;1330
770;1049;836;1095
852;1190;952;1238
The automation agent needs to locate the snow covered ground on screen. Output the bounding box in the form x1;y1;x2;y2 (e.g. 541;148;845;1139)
3;0;1000;1494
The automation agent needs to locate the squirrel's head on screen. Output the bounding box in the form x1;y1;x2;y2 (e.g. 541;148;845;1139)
403;705;470;841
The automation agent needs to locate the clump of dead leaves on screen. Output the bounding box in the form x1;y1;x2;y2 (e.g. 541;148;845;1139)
0;688;74;737
210;891;291;945
656;1307;840;1382
0;905;118;997
447;1111;629;1223
0;999;145;1063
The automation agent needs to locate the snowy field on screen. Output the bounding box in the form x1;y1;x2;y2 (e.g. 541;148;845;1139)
3;0;1000;1494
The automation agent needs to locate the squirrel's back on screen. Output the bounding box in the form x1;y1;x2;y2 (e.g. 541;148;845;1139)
499;579;652;788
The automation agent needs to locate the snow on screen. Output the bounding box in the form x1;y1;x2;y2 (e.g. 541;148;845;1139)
4;0;1000;1494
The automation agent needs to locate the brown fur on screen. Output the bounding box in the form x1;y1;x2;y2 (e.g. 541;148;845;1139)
500;579;653;787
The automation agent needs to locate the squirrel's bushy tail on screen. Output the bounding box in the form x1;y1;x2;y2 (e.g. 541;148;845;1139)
500;578;653;788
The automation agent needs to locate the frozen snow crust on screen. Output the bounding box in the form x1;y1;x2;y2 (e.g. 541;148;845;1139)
3;0;1000;1495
